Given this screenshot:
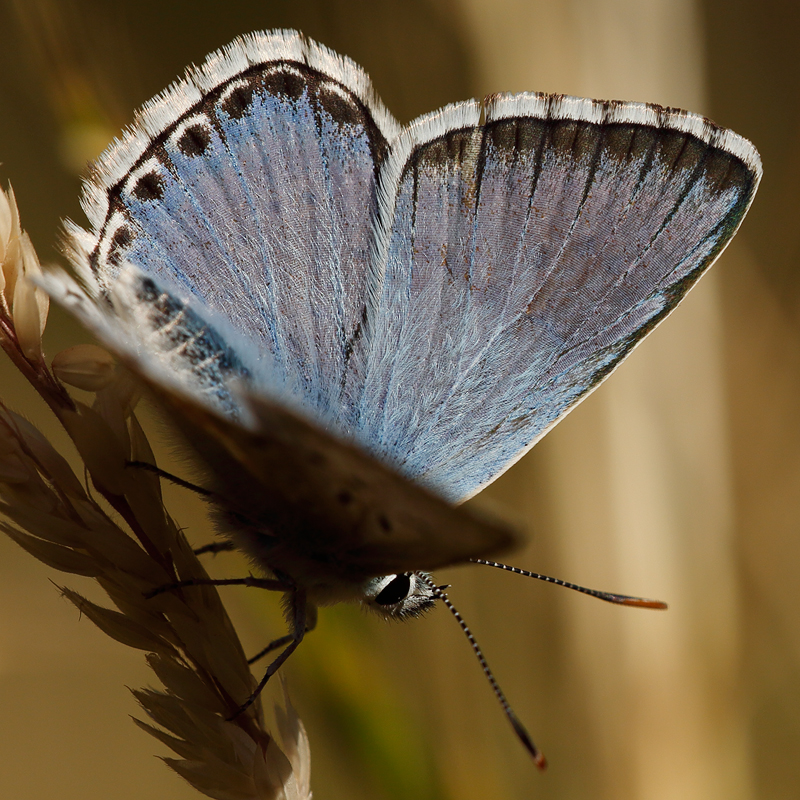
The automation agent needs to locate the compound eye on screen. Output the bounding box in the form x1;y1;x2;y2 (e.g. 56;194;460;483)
374;573;412;606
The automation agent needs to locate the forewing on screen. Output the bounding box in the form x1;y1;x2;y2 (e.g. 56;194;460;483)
74;30;397;419
357;95;761;501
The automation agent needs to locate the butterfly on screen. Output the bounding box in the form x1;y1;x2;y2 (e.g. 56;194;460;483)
42;29;761;765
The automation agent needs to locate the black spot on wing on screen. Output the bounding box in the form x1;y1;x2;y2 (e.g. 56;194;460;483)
177;123;212;156
131;171;165;201
107;224;133;266
262;67;306;101
220;83;257;119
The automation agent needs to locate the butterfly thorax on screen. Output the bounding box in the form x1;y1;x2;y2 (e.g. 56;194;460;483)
221;515;437;618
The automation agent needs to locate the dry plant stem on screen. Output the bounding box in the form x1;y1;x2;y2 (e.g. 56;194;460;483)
0;183;311;800
0;319;74;413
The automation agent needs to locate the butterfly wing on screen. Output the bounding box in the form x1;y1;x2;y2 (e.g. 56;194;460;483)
74;30;397;420
51;30;517;582
163;387;520;582
52;31;761;578
42;265;519;582
356;95;761;501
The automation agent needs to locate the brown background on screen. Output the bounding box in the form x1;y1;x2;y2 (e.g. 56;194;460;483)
0;1;797;798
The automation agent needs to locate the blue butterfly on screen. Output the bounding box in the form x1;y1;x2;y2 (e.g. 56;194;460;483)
44;29;760;765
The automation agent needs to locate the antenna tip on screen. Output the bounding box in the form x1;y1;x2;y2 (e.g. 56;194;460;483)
510;714;547;770
623;598;668;610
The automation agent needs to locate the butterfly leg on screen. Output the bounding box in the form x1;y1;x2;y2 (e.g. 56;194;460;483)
247;604;318;665
231;589;311;718
193;540;236;556
145;575;291;599
126;460;213;497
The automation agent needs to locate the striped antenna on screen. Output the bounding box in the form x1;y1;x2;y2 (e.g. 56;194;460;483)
470;558;668;609
415;572;547;770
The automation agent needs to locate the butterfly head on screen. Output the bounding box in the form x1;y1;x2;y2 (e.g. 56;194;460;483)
362;572;437;619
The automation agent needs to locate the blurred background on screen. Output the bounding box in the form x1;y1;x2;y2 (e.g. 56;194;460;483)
0;0;797;798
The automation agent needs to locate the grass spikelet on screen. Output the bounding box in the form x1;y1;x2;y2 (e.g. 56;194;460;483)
0;183;311;799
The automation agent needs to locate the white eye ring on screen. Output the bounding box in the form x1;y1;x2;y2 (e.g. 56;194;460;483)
361;572;437;619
